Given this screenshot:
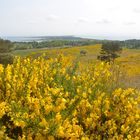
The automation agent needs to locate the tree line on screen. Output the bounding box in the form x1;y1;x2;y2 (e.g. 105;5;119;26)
13;40;99;50
14;39;140;50
0;37;140;65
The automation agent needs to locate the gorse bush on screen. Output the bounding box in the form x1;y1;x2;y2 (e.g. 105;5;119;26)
0;55;139;139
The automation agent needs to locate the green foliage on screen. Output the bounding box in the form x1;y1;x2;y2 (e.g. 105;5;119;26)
98;42;122;62
122;39;140;49
14;43;33;50
0;38;14;65
13;40;99;50
0;53;14;65
0;39;14;53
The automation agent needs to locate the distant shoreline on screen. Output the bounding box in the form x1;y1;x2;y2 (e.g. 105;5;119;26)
1;35;140;42
1;36;83;42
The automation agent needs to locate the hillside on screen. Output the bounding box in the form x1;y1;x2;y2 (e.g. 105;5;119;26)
12;44;140;89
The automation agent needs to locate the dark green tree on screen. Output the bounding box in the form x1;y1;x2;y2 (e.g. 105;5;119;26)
97;42;122;63
0;38;14;65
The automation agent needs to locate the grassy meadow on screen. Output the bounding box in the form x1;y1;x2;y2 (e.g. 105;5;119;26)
13;44;140;90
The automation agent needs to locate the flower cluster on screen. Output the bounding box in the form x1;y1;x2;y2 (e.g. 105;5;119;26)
0;55;139;139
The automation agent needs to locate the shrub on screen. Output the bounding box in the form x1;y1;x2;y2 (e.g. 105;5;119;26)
0;55;139;139
0;53;14;65
0;39;14;65
0;39;14;53
80;50;87;56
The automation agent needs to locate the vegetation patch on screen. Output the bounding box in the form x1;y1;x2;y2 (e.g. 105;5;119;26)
0;55;139;139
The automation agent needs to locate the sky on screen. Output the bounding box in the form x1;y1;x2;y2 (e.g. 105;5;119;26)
1;0;140;39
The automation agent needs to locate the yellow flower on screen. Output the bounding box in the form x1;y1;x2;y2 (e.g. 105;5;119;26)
127;135;131;139
57;126;65;137
81;136;89;140
48;136;55;140
55;113;62;122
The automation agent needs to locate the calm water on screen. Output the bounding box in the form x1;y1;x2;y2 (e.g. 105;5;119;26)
79;35;137;41
1;35;136;42
1;36;44;42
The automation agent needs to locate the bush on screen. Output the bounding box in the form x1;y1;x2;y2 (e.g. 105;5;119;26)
80;50;87;56
0;53;14;65
0;39;14;65
0;39;14;53
0;55;139;139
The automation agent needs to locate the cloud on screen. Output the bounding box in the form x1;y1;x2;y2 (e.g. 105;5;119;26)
46;14;59;21
123;22;136;26
107;6;120;12
96;19;111;24
133;8;140;13
77;17;89;23
28;20;38;24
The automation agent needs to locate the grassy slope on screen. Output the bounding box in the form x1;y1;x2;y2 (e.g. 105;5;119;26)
117;48;140;89
13;44;101;63
13;44;140;69
13;44;140;89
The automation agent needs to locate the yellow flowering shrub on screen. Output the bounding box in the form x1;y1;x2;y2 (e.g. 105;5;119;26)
0;55;139;139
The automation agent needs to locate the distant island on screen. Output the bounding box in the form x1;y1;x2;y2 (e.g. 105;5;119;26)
2;36;85;42
1;36;140;49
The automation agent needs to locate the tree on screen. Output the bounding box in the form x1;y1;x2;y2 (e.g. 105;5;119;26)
80;50;87;56
0;39;14;53
97;42;122;63
0;38;14;65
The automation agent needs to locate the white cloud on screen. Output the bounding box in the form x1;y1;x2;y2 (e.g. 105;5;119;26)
133;8;140;13
46;14;59;21
123;22;136;26
107;6;120;12
96;19;111;24
28;20;38;24
77;17;89;23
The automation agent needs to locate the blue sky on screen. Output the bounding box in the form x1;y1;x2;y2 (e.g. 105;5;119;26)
1;0;140;39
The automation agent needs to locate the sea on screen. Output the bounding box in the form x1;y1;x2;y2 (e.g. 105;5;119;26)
1;36;44;42
1;35;137;42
